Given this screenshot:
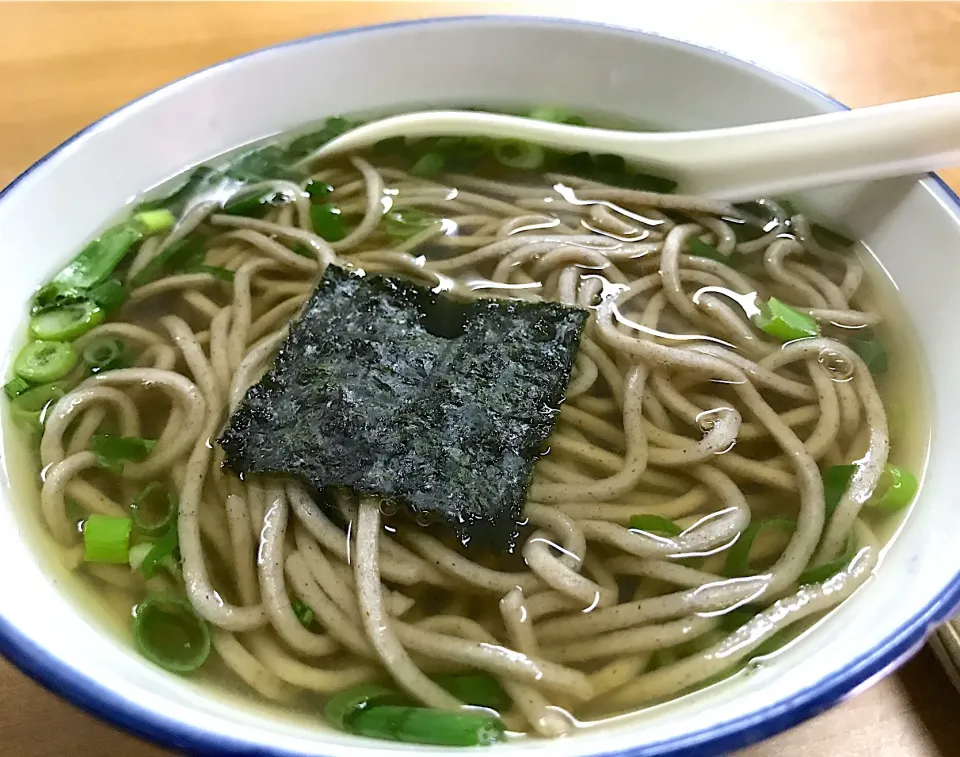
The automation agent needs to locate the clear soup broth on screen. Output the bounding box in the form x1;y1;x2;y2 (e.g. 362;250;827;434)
2;107;929;744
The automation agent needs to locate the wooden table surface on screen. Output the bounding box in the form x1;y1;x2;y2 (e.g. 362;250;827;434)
1;2;960;755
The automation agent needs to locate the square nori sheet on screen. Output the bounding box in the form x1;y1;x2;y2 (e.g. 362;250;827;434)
218;264;587;550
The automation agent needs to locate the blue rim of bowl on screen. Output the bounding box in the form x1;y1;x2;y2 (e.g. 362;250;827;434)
1;14;960;757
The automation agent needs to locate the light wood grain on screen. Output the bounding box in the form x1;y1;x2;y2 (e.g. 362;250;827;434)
0;2;958;756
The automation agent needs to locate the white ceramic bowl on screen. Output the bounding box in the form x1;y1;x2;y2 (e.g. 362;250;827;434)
0;15;958;757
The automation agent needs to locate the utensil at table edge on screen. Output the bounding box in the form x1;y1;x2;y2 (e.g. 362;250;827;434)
308;92;960;202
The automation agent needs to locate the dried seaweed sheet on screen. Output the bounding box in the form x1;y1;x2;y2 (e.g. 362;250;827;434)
218;264;587;550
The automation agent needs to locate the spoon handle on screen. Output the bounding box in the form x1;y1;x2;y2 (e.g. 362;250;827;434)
651;91;960;199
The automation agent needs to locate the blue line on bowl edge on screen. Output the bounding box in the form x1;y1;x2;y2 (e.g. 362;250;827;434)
1;14;959;757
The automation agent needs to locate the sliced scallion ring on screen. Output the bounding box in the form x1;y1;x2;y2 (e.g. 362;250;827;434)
14;340;78;383
82;337;127;373
28;301;105;341
130;482;177;537
493;139;545;170
133;593;210;674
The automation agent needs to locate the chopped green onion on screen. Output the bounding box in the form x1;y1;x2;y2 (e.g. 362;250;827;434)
90;434;156;474
410;152;445;177
383;209;442;241
128;542;154;572
292;599;315;628
409;136;488;173
133;593;210;674
310;203;347;242
83;514;133;564
552;150;594;175
624;171;679;194
823;464;855;520
871;465;919;511
373;136;410;156
190;265;235;282
222;192;276;218
285;117;359;162
493;139;545;170
777;199;799;218
823;463;919;518
133;209;176;235
136;166;217;214
14;340;78;383
82;338;128;374
325;684;409;731
628;514;682;536
129;235;205;288
724;517;795;577
797;555;849;585
225;145;305;183
593;154;627;174
433;674;510;710
718;606;762;632
799;534;857;585
3;376;31;400
304;180;333;199
811;223;855;250
753;625;805;658
348;706;506;746
140;522;180;579
130;482;178;537
686;237;740;268
36;223;143;311
549;150;677;193
753;297;820;342
10;384;65;434
28;301;105;342
714;602;804;657
528;107;586;126
88;278;128;313
847;332;888;375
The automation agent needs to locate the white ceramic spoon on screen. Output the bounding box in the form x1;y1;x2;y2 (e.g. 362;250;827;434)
307;93;960;202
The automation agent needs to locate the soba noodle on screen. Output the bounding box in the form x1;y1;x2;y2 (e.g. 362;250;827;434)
7;117;923;741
